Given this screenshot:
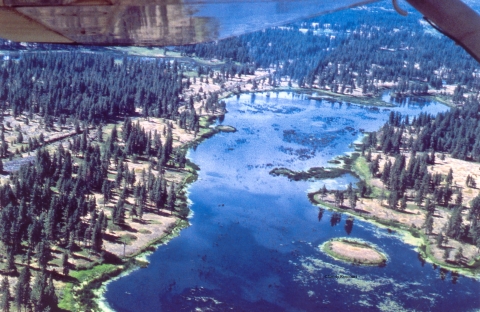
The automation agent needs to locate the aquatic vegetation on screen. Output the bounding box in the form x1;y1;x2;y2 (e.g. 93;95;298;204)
269;166;350;181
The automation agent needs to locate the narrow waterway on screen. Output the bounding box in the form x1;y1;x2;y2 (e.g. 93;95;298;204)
104;92;479;311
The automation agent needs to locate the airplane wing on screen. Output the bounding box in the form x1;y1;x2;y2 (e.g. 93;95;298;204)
0;0;480;63
0;0;379;46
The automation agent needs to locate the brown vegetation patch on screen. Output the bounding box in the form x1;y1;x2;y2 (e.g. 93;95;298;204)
323;239;386;265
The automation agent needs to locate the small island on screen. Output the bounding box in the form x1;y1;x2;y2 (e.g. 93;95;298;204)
321;238;387;266
216;125;237;132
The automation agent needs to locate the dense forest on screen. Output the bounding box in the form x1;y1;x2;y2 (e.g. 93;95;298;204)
177;4;480;98
369;99;480;161
0;116;188;311
0;53;186;123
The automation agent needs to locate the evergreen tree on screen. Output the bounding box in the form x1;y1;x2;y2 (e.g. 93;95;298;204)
4;248;15;275
15;267;31;312
446;207;463;239
443;248;450;261
399;196;407;211
446;168;453;184
113;198;126;225
62;252;70;276
167;184;176;214
455;191;463;207
102;179;111;206
381;160;392;186
348;191;357;210
368;157;379;176
436;233;444;247
320;184;328;200
0;276;10;312
454;247;463;263
425;214;434;235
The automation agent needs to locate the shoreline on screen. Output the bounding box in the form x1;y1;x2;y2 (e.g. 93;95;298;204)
85;75;466;309
312;193;480;279
308;153;480;279
87;123;220;310
93;218;191;312
60;115;220;311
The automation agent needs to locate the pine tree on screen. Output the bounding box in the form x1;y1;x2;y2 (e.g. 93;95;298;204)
67;233;75;255
425;214;434;235
436;233;444;247
62;252;70;276
388;191;399;210
338;191;344;207
167;184;176;214
44;274;58;310
17;131;23;144
15;267;31;312
455;191;463;207
114;198;125;225
0;276;10;312
447;207;464;239
446;168;453;184
97;124;103;142
102;179;111;206
129;168;136;189
399;196;407;211
4;248;15;275
381;160;392;186
349;191;357;210
415;189;424;207
469;194;480;222
366;149;372;162
369;156;379;176
320;184;328;200
443;248;450;261
454;247;463;263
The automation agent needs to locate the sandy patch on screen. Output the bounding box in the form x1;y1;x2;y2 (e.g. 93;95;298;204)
102;212;177;257
331;241;384;263
323;239;386;265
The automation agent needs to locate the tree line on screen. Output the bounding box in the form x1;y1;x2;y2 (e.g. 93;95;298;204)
177;3;480;98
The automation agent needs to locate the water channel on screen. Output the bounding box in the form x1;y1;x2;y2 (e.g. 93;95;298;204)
104;92;479;311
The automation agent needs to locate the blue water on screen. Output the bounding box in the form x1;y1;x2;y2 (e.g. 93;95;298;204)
105;92;479;311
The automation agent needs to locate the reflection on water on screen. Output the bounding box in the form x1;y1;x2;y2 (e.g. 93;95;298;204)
105;92;479;312
3;0;378;45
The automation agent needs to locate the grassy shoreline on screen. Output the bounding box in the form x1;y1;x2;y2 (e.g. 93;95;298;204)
311;193;480;278
58;118;219;311
309;155;480;279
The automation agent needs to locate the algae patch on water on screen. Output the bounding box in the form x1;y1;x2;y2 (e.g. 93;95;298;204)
294;256;393;293
269;167;350;181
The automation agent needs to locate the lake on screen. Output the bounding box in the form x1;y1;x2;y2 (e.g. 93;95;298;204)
104;92;479;311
